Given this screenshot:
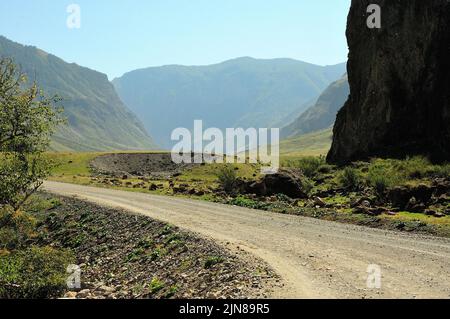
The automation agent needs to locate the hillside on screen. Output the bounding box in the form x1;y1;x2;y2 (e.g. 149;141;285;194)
280;128;333;157
0;36;155;152
113;57;346;148
282;75;349;138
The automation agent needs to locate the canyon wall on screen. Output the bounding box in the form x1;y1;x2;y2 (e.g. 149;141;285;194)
328;0;450;164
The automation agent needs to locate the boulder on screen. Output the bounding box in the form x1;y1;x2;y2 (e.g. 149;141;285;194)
432;178;450;197
387;184;433;210
238;169;307;199
261;170;308;199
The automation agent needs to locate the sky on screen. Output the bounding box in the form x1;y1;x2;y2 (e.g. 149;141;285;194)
0;0;351;79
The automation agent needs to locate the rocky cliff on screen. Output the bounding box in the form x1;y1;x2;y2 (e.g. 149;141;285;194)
328;0;450;164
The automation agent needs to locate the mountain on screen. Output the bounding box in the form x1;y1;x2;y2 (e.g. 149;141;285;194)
0;36;155;152
328;1;450;163
282;75;349;138
113;57;346;148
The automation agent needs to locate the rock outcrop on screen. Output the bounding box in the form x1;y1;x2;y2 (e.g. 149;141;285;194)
328;0;450;164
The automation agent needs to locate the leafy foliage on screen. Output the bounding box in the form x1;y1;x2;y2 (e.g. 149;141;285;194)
0;58;63;210
0;206;37;251
0;246;73;299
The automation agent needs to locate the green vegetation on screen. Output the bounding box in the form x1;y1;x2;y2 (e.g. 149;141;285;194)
338;167;363;191
216;165;238;194
0;58;73;299
150;277;165;294
282;156;328;178
280;128;332;157
46;148;450;238
0;246;73;299
0;58;64;211
204;256;224;269
166;285;179;298
0;208;36;251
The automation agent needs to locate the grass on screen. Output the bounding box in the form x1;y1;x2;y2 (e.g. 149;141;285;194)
47;152;100;176
282;156;329;178
279;128;332;158
179;163;260;183
338;167;363;190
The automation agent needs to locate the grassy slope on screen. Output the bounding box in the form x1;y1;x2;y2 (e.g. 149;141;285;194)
280;128;333;158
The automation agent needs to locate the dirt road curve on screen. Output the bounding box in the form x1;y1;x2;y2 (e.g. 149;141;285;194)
43;181;450;299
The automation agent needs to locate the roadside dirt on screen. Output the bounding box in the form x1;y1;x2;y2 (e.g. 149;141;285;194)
90;153;198;179
44;181;450;299
36;194;278;299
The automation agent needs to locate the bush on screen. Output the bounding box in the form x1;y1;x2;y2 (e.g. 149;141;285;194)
0;246;74;299
393;156;434;179
367;161;403;196
338;167;362;190
216;165;238;194
434;164;450;179
283;156;327;178
0;207;36;250
300;177;315;195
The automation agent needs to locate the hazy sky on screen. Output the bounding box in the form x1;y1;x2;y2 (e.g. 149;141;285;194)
0;0;351;79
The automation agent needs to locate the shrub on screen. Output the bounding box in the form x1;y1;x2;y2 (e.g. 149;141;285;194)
434;164;450;179
283;156;326;178
393;156;433;179
300;177;315;195
0;246;74;299
216;165;238;194
367;160;404;196
0;207;36;250
338;167;362;190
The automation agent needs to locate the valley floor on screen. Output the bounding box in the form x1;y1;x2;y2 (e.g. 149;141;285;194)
44;181;450;299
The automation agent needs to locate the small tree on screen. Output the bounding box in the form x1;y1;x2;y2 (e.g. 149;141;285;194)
0;58;64;211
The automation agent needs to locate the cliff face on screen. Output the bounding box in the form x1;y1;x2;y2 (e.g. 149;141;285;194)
328;0;450;164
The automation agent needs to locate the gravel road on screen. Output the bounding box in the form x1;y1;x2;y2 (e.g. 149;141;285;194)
43;181;450;299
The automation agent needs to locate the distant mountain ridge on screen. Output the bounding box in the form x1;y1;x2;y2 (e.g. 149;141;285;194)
0;36;155;152
282;75;349;138
113;57;346;148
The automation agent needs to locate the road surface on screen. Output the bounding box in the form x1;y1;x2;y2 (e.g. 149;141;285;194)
43;181;450;299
